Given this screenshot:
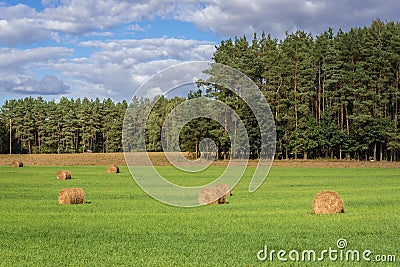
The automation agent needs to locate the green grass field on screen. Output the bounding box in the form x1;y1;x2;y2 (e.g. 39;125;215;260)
0;165;399;266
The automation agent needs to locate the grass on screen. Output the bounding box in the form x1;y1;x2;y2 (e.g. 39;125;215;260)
0;165;399;266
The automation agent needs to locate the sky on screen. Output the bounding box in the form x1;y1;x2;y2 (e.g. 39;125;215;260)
0;0;399;104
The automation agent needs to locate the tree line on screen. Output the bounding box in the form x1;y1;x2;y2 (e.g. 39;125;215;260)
210;19;400;161
1;19;399;161
0;97;127;154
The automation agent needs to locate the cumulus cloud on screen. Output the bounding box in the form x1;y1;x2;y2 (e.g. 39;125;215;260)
1;0;399;46
78;38;215;63
0;0;179;45
0;47;73;73
0;46;73;98
176;0;400;39
0;75;70;95
144;87;163;99
49;38;215;100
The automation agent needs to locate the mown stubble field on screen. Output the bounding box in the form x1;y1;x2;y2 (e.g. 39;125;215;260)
1;152;400;168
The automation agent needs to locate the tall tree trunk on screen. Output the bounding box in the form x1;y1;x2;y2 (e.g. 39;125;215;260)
294;89;298;129
75;131;79;153
285;147;289;160
322;72;326;115
275;77;283;121
395;64;399;131
9;118;12;155
317;63;322;125
345;105;350;135
195;140;199;159
294;68;298;129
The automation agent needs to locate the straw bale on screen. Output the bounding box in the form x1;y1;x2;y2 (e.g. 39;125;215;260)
10;161;23;168
107;164;119;174
58;188;86;205
56;170;72;180
313;190;344;214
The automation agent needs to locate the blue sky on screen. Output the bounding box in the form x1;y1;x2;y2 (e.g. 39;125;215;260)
1;0;399;103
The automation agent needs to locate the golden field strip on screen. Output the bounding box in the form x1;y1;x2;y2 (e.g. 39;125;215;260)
1;152;400;168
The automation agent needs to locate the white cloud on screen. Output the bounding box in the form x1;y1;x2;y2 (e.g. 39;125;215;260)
1;0;399;46
0;47;73;73
0;0;181;45
79;38;215;63
0;75;69;95
176;0;400;39
41;38;215;101
145;87;163;99
126;24;147;32
0;46;73;97
0;19;50;45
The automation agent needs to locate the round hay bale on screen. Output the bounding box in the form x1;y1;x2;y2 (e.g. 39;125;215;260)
198;186;228;205
198;187;219;205
56;170;72;180
313;190;344;214
107;164;119;174
214;184;230;204
215;183;232;197
10;160;23;168
58;188;86;205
